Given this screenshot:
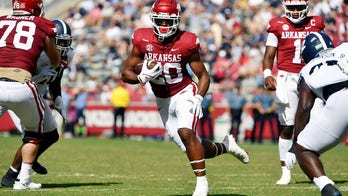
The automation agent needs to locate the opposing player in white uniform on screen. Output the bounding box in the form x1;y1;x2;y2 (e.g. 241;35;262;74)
1;19;73;188
285;32;346;196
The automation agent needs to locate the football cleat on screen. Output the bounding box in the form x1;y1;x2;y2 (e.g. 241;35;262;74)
13;179;42;190
223;135;249;164
192;179;209;196
321;184;342;196
192;188;209;196
276;167;291;185
1;169;18;187
32;162;48;175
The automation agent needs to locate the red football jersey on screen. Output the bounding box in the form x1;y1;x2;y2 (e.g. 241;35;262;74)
132;28;200;98
0;15;56;75
267;16;325;73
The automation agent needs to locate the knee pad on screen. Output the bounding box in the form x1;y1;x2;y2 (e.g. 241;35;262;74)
22;131;41;144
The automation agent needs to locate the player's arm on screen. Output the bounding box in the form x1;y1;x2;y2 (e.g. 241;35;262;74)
293;77;316;141
121;46;143;84
188;51;210;97
262;32;277;91
44;35;60;68
49;66;64;100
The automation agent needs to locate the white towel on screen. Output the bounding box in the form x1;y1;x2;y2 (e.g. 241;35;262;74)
275;70;289;104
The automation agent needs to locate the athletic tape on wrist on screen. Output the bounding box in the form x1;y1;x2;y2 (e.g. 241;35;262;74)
263;69;272;78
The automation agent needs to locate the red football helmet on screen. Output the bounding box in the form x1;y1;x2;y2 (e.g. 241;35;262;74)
12;0;44;17
282;0;309;24
150;0;181;42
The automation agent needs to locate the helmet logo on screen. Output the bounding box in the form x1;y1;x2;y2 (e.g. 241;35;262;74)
13;0;25;9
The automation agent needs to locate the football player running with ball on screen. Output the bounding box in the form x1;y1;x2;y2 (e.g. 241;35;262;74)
1;19;73;189
262;0;324;185
285;32;345;196
122;0;249;195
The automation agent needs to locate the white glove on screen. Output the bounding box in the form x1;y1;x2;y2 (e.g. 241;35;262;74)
137;59;162;83
187;95;203;119
32;68;56;84
285;151;297;170
55;96;66;121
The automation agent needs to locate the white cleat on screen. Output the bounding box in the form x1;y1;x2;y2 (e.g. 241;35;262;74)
276;176;291;185
276;167;291;185
276;174;291;185
223;135;249;164
13;179;42;190
193;176;209;196
192;186;209;196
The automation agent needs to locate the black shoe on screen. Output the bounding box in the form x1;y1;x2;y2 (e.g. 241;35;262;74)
321;184;342;196
1;169;18;187
32;162;47;175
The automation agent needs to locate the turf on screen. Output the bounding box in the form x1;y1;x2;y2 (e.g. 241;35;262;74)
0;135;347;195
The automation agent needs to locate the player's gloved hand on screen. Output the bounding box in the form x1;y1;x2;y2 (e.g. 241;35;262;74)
285;151;297;170
32;68;56;84
187;94;203;119
137;59;162;84
55;96;66;122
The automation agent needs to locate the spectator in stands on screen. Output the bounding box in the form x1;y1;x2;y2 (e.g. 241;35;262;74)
110;80;130;138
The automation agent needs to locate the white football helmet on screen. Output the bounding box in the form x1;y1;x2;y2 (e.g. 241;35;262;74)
282;0;310;24
150;0;181;42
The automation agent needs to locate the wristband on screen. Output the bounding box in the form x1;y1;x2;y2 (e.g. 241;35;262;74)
263;69;272;78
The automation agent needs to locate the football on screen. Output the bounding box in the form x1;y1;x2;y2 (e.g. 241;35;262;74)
134;59;157;74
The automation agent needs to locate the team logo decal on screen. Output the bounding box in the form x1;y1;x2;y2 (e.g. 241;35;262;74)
146;44;154;52
282;24;289;31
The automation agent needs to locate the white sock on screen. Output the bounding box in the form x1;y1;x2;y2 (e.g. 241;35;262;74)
196;176;208;187
278;137;293;161
313;176;335;191
17;162;32;182
281;166;290;175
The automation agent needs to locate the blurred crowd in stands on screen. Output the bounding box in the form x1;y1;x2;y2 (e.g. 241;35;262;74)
58;0;348;139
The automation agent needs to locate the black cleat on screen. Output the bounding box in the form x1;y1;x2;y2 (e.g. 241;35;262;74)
321;184;342;196
1;169;18;187
32;162;47;175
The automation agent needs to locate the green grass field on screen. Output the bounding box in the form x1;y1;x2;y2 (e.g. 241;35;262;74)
0;135;347;196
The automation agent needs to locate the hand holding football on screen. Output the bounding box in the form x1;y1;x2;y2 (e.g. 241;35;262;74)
134;59;157;74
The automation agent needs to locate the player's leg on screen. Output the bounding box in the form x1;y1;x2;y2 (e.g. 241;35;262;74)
32;101;59;174
160;88;209;196
13;131;42;190
277;125;293;185
33;129;59;174
276;103;295;185
12;83;44;190
295;94;348;195
178;127;208;196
